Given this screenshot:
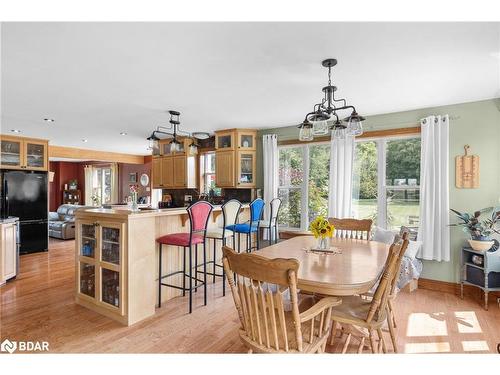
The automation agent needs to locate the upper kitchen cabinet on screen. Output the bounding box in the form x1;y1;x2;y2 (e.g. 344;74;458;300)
215;129;256;151
214;129;257;188
151;154;196;189
0;135;49;171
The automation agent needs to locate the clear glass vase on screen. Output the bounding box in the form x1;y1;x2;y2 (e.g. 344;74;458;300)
317;236;330;250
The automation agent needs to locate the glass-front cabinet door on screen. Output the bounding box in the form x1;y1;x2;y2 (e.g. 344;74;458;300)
0;137;23;169
215;130;235;150
237;131;256;150
78;220;97;299
24;140;47;170
98;222;124;313
77;220;125;316
237;151;256;188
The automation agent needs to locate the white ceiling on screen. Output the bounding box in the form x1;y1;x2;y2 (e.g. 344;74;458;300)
2;22;500;155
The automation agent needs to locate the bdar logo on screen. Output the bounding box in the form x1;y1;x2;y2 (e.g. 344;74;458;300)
1;339;17;354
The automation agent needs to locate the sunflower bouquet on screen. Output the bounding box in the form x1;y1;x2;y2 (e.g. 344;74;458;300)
309;216;334;238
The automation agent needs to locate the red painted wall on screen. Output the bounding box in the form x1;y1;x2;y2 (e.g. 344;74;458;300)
49;159;152;210
48;161;84;211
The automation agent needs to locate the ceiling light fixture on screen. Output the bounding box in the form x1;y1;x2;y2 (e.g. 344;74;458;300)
81;139;88;143
44;118;55;123
191;132;210;140
146;110;202;154
120;132;127;136
298;58;365;141
11;129;21;133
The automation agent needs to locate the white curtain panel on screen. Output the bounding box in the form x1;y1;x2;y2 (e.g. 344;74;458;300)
262;134;279;238
84;165;93;205
418;115;450;261
328;133;355;219
110;163;119;204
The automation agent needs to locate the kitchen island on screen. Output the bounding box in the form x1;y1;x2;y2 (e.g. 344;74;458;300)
74;205;249;325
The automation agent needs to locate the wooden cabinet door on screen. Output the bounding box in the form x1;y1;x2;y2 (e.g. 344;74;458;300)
162;157;174;188
215;151;235;187
236;151;256;188
24;139;48;171
1;223;17;280
215;130;235;151
0;136;23;170
172;156;187;188
237;130;257;151
152;157;163;188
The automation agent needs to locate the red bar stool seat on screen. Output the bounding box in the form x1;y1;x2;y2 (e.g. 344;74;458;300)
157;201;213;314
157;233;204;247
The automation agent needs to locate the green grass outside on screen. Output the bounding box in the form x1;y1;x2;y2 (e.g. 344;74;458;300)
353;199;420;229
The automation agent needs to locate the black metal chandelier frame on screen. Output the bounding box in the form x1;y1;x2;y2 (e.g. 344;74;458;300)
299;58;365;132
147;110;205;150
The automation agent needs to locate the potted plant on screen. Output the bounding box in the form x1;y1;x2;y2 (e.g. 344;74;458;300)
309;216;335;250
450;207;500;252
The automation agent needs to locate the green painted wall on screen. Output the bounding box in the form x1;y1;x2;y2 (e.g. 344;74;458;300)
257;98;500;283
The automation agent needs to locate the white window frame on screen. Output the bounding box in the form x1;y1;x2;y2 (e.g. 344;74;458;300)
278;141;329;231
355;134;421;230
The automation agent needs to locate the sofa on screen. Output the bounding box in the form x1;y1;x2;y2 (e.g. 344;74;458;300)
49;204;91;240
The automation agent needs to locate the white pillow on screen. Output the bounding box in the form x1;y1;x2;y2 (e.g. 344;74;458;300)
372;226;395;244
405;240;422;260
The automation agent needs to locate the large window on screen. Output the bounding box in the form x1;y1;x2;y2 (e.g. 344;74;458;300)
200;151;216;194
92;166;112;205
278;135;421;231
352;137;421;230
278;143;330;230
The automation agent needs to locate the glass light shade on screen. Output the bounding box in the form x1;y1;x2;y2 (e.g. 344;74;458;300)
299;124;314;141
148;139;160;154
333;127;346;140
188;143;198;156
347;118;363;136
312;120;329;136
170;140;180;153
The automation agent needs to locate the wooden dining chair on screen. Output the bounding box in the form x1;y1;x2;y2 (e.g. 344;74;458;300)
222;246;341;353
328;238;404;354
328;218;373;240
384;231;409;353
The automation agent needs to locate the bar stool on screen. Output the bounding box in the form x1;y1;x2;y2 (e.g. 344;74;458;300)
259;197;282;246
226;198;265;253
156;201;213;314
204;199;242;296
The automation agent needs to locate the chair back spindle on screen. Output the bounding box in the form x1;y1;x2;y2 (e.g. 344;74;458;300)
328;218;373;240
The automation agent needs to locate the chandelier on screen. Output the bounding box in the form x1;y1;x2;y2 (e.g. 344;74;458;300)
147;110;209;155
298;58;365;141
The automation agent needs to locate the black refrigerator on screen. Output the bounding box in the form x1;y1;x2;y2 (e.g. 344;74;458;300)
0;170;48;254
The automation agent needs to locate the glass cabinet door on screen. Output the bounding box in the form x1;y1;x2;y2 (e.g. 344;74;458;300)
101;226;120;265
80;223;96;258
101;269;120;308
238;151;256;187
80;263;96;298
25;141;46;169
216;131;234;150
1;138;22;168
238;131;256;150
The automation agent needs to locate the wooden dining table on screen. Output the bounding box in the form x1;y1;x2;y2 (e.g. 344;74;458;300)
257;235;390;296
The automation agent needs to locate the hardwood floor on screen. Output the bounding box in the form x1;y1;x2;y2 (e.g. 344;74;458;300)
1;238;499;353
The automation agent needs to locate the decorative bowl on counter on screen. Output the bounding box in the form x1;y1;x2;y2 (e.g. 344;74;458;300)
468;239;495;252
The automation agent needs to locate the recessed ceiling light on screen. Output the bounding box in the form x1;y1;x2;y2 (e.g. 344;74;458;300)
43;118;55;123
120;132;127;136
81;139;88;143
11;129;21;133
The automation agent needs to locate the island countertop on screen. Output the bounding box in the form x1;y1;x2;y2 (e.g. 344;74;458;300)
75;204;250;220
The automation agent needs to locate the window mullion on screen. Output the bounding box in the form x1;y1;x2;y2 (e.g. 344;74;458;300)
301;145;309;230
377;139;387;229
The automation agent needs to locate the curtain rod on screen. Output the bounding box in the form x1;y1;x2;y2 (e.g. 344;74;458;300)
364;115;460;130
